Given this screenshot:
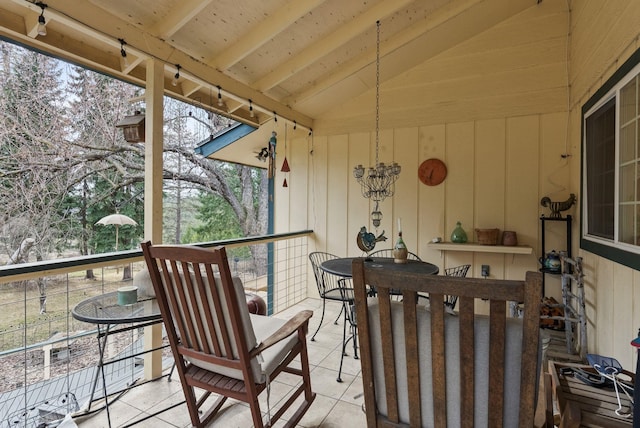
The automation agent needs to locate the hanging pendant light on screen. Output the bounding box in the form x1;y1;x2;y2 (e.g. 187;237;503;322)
36;2;47;36
172;64;181;86
353;20;401;228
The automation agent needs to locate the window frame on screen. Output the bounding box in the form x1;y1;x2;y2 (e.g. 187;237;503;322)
581;47;640;270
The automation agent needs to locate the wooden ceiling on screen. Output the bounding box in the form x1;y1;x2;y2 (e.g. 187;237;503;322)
0;0;537;134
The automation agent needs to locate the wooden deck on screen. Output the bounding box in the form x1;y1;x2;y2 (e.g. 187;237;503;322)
1;335;173;427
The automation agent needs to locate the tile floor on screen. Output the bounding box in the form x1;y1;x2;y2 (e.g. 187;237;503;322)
74;298;366;427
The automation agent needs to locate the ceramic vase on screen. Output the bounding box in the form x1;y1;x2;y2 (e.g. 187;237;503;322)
393;232;408;263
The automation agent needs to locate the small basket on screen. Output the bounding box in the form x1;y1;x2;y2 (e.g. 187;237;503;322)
475;228;500;245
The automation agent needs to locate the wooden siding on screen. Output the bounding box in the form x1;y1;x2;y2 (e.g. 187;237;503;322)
277;0;640;368
286;1;571;292
569;0;640;369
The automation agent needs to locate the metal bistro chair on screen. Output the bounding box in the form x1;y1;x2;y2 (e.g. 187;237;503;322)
368;248;422;261
337;278;357;383
308;252;353;341
443;264;471;311
414;264;471;311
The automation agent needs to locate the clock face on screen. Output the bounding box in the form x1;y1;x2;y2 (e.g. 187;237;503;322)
418;158;447;186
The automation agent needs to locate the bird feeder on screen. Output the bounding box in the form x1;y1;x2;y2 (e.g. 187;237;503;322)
115;111;145;142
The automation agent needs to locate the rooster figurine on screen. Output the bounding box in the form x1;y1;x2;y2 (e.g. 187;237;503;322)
541;193;577;218
357;226;387;253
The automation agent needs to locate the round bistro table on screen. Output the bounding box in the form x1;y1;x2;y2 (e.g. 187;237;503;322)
320;257;439;278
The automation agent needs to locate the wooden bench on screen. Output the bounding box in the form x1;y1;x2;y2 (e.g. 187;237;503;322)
550;360;634;428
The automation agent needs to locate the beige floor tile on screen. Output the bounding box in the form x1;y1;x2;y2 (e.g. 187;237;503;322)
120;376;184;412
341;375;364;406
86;298;370;428
317;341;361;378
279;387;337;427
319;400;367;428
307;366;356;399
75;400;146;427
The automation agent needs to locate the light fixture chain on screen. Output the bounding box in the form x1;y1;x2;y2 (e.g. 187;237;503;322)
375;20;380;165
352;20;401;229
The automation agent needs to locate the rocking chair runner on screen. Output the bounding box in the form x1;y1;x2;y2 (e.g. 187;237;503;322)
141;241;316;428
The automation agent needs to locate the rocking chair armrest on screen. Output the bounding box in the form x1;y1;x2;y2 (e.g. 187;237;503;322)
251;310;313;356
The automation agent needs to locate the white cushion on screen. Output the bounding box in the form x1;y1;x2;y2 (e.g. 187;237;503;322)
166;270;297;384
368;301;528;427
158;268;263;380
249;313;299;382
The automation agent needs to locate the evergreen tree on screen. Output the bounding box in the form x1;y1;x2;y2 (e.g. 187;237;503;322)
0;43;70;259
0;43;70;312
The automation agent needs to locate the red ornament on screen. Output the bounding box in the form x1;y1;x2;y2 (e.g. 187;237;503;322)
281;157;290;172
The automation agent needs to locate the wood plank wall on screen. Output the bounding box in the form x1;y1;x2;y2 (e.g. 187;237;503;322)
569;0;640;369
277;0;640;367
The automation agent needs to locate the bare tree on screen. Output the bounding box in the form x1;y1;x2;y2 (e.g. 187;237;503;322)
0;43;72;312
0;41;269;278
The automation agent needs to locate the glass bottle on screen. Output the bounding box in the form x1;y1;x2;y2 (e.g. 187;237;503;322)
393;231;408;264
450;221;468;243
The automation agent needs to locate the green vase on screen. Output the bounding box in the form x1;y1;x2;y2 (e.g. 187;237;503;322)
450;221;468;243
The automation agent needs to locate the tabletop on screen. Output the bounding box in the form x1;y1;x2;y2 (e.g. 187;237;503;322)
72;290;161;324
320;257;439;278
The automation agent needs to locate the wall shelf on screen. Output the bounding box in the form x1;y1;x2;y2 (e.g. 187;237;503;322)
428;242;533;254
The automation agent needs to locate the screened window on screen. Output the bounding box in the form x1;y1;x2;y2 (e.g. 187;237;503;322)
582;49;640;269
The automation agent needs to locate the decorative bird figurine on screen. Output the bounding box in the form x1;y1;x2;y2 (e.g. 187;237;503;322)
357;226;387;253
541;193;577;218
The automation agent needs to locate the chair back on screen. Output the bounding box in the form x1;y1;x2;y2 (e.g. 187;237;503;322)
369;248;422;261
443;264;471;311
141;242;260;382
352;258;542;428
309;252;342;296
444;264;471;278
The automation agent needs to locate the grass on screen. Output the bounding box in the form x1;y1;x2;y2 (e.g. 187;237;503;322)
0;263;145;353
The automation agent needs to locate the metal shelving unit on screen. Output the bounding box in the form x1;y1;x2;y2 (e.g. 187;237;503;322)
540;215;572;296
542;252;587;361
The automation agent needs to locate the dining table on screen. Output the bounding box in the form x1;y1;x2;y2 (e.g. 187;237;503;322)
320;256;439;278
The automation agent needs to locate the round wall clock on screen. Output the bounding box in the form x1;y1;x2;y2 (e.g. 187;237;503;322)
418;158;447;186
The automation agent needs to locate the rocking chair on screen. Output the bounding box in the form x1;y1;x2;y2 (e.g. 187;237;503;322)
141;241;316;428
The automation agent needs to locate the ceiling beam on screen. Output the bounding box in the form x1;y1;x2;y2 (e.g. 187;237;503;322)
121;54;143;75
150;0;214;39
252;0;414;92
210;0;325;71
24;10;41;39
5;0;313;130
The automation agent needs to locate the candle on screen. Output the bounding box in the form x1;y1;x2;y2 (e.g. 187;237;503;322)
397;217;402;233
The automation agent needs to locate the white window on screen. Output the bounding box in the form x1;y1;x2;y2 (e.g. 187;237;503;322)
582;52;640;269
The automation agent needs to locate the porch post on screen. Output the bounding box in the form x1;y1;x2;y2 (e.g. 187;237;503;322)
143;58;164;380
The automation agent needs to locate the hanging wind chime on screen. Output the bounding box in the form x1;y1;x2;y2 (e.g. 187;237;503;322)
281;123;291;187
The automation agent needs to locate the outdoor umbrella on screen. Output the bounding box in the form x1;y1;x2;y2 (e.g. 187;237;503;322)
95;213;138;251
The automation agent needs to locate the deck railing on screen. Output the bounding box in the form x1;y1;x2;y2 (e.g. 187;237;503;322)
0;231;311;427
